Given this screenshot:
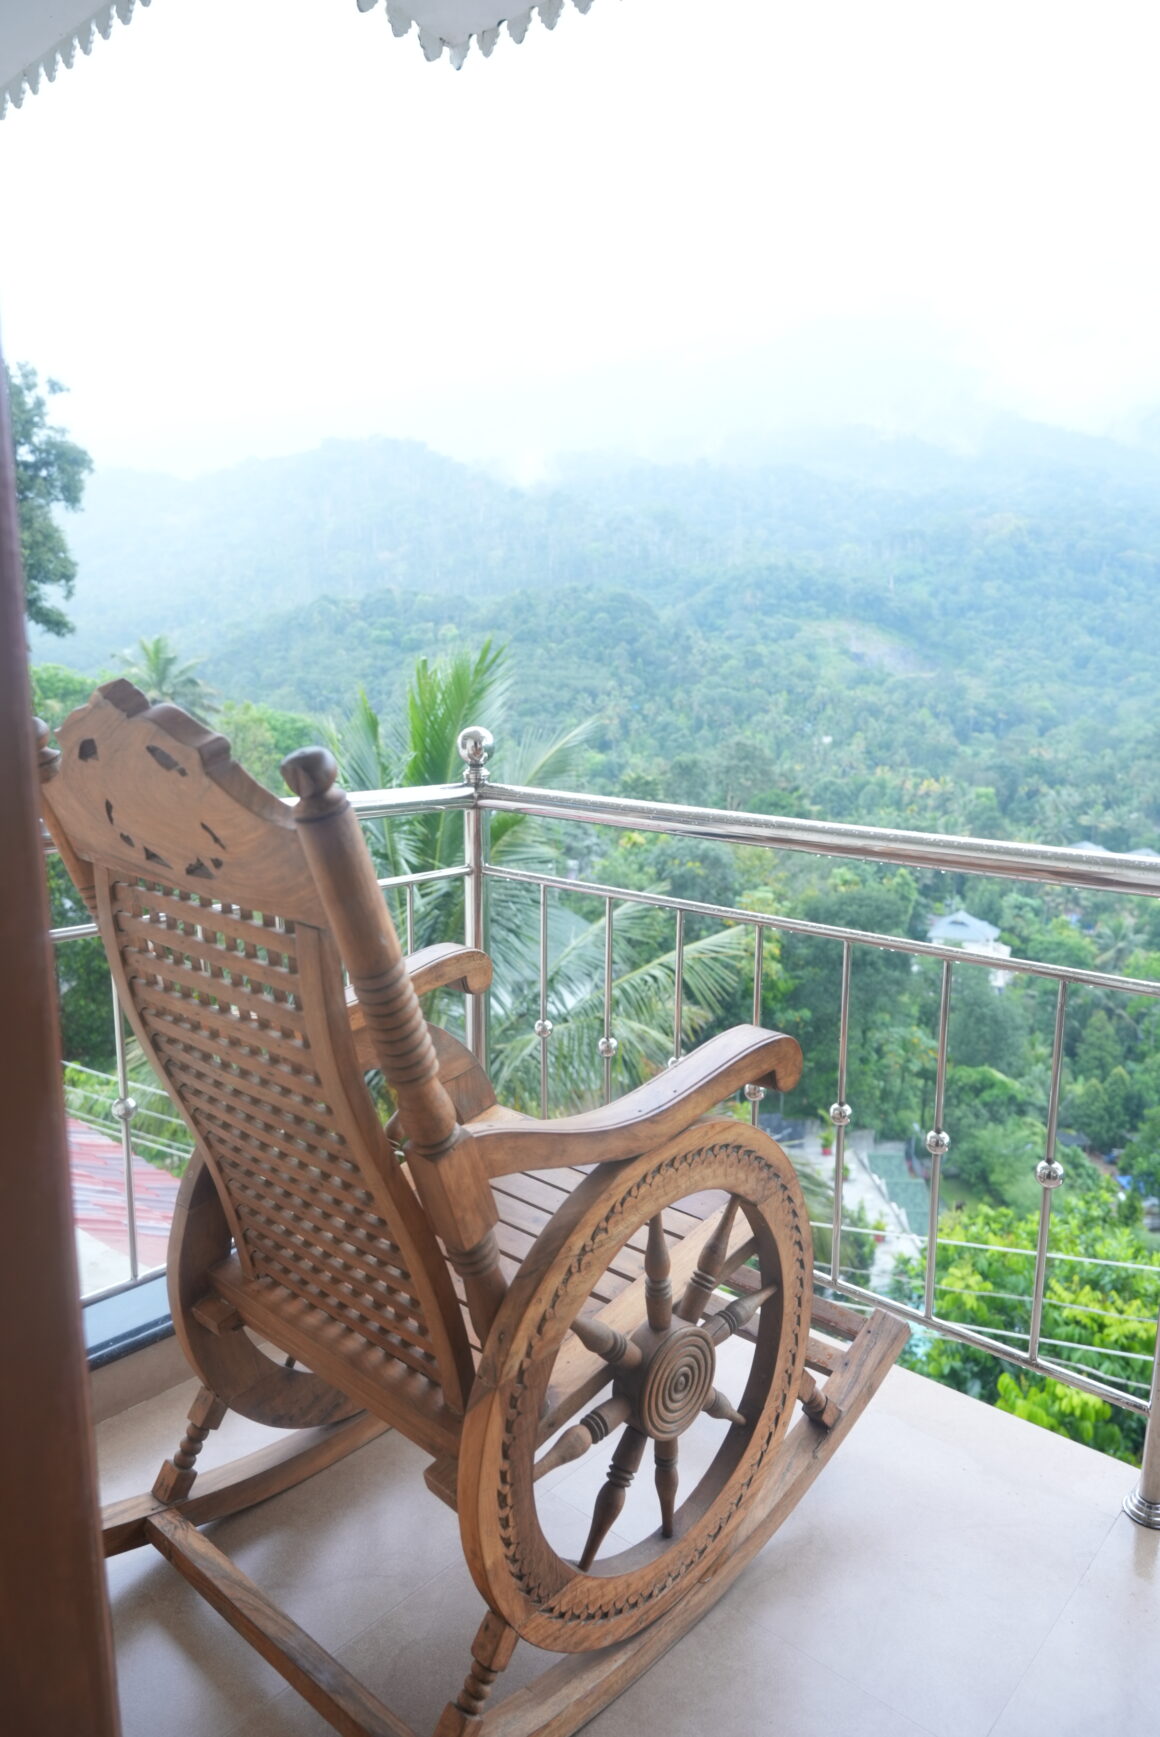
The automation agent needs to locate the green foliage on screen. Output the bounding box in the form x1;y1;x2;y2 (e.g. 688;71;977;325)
327;643;748;1110
30;663;93;728
62;1064;192;1175
217;698;317;791
45;855;114;1071
891;1185;1160;1460
114;634;218;718
1121;1108;1160;1198
994;1371;1135;1462
5;362;91;636
778;866;927;1137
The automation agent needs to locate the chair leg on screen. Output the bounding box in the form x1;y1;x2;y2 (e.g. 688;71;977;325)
433;1612;519;1736
152;1385;229;1503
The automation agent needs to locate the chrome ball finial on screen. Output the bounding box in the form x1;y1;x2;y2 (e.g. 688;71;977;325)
457;725;494;786
1036;1158;1065;1189
744;1083;767;1103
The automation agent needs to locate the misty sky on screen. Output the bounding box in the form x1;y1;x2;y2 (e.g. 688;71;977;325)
3;0;1159;478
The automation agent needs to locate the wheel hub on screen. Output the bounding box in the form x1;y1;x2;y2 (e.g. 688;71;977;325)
620;1324;717;1441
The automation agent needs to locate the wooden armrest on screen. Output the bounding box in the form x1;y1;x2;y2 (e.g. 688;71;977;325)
467;1026;801;1178
346;945;492;1073
400;942;493;997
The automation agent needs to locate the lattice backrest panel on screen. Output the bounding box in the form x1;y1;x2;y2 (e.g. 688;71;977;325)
44;683;470;1404
104;875;443;1386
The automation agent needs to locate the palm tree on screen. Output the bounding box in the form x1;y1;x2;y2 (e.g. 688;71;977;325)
114;633;217;718
328;642;750;1112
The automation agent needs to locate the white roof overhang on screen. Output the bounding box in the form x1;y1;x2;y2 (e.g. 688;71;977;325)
0;0;593;115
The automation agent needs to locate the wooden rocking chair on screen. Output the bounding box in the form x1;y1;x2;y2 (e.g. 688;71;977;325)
38;681;907;1737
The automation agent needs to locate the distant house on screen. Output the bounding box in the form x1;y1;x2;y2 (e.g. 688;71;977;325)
927;908;1013;988
1070;841;1160;860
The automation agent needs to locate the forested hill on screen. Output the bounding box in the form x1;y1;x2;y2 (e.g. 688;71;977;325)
38;420;1160;847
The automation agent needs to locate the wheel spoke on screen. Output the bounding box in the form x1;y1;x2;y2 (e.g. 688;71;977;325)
676;1196;740;1322
704;1281;779;1345
569;1313;644;1372
703;1387;746;1426
578;1425;647;1570
534;1393;631;1483
654;1438;678;1536
645;1212;672;1332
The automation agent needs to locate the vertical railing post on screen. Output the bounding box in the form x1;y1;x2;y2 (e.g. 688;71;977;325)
746;926;766;1127
829;941;853;1286
923;960;954;1319
457;726;493;1067
1028;981;1069;1363
670;907;685;1067
110;984;140;1282
599;897;617;1105
535;881;552;1119
1125;1303;1160;1528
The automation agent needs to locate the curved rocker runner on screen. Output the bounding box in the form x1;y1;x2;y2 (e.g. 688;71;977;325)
38;681;908;1737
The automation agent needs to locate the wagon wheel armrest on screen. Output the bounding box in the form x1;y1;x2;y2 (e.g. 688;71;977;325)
346;943;492;1071
467;1025;802;1179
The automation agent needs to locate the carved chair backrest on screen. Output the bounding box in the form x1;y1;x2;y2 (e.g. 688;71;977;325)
40;683;474;1409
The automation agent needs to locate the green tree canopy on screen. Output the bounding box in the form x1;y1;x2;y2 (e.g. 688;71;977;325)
114;633;218;718
6;362;92;637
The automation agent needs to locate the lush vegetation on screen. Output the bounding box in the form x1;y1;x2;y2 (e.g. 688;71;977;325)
7;362;91;636
32;418;1160;1463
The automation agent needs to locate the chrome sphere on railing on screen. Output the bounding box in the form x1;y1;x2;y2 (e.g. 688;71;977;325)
744;1083;767;1102
1036;1157;1065;1188
456;724;493;786
597;1035;618;1059
534;1018;554;1039
829;1102;852;1128
925;1129;951;1158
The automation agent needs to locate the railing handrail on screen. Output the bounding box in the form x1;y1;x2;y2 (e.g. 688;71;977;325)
478;781;1160;898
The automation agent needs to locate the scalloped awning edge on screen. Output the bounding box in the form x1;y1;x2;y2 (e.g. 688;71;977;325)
1;1;150;122
1;0;598;119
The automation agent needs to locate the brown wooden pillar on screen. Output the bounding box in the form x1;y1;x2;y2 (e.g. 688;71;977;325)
0;344;120;1730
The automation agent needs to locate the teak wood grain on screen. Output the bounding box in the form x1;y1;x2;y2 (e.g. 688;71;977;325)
37;681;907;1737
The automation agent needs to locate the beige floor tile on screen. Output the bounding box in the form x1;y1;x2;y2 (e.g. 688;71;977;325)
989;1510;1160;1737
95;1345;1144;1737
726;1370;1125;1737
581;1590;939;1737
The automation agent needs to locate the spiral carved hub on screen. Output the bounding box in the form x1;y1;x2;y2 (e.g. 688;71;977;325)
631;1326;716;1440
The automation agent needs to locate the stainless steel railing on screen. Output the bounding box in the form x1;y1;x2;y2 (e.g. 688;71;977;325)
49;751;1160;1521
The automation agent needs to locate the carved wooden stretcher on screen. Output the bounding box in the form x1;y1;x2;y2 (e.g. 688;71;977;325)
38;681;907;1737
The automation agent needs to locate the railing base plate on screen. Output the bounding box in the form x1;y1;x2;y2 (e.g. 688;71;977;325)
1123;1486;1160;1529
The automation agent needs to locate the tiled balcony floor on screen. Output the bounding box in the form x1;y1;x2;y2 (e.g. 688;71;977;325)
97;1348;1157;1737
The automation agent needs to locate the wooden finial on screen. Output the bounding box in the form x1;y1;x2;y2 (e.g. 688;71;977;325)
34;717;60;784
281;746;344;816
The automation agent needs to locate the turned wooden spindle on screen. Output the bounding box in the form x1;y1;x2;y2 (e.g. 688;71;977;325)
654;1439;679;1537
534;1394;632;1483
704;1281;780;1345
644;1212;672;1333
703;1387;747;1426
436;1612;519;1734
579;1426;648;1571
282;745;508;1343
152;1386;228;1503
569;1313;643;1370
677;1195;740;1322
799;1368;842;1430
